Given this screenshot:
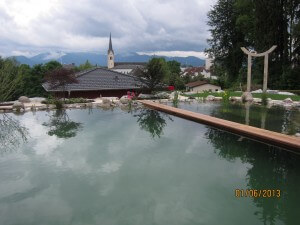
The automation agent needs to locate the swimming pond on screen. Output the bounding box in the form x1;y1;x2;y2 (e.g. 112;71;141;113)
0;106;299;225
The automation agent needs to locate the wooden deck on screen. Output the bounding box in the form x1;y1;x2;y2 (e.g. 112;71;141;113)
139;100;300;153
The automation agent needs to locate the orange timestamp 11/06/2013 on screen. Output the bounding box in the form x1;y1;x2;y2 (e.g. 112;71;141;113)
235;189;281;198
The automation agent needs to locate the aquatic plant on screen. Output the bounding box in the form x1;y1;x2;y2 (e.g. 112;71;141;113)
172;91;179;107
261;92;268;106
222;91;230;103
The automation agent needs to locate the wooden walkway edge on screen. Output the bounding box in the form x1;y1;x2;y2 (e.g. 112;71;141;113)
138;100;300;153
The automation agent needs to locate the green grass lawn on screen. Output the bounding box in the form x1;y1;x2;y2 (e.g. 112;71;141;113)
184;91;300;101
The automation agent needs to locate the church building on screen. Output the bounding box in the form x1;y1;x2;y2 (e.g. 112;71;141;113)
107;33;146;75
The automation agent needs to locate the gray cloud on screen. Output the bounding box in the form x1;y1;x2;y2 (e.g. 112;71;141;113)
0;0;216;56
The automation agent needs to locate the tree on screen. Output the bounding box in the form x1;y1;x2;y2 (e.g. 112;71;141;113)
78;60;94;71
207;0;300;90
164;60;185;90
206;0;245;85
44;67;78;100
0;57;23;101
0;113;29;153
137;58;169;92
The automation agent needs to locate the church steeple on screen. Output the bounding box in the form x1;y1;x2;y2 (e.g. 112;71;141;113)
107;33;114;69
108;32;114;54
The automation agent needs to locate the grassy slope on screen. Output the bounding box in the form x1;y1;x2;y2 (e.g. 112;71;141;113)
185;91;300;101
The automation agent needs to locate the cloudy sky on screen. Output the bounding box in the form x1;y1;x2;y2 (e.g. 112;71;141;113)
0;0;216;58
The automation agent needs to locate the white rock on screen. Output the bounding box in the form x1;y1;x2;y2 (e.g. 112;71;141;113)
214;97;223;101
241;92;253;102
253;98;262;103
295;133;300;137
102;98;111;104
251;89;263;93
155;92;170;99
138;94;156;99
18;96;30;103
13;102;24;109
178;95;189;101
283;98;293;103
206;95;215;101
278;91;295;96
120;95;130;104
266;90;278;94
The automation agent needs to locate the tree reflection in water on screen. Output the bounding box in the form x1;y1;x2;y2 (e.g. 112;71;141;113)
134;109;173;138
206;127;300;225
43;110;82;139
0;113;29;153
209;103;299;135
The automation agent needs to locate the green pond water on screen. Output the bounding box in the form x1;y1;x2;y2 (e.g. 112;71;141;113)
0;104;299;225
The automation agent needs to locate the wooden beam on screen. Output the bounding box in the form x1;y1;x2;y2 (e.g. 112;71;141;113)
139;100;300;153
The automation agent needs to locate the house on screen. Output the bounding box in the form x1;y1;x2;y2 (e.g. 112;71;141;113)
181;66;217;80
185;80;221;93
42;67;145;98
112;63;146;74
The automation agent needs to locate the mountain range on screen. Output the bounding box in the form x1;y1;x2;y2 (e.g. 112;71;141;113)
11;52;205;67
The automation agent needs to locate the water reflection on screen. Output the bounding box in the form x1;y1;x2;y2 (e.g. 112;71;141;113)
206;127;300;225
43;110;82;139
207;103;300;135
0;113;29;153
134;109;172;138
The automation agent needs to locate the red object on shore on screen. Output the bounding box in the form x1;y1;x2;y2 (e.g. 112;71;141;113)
127;91;136;99
168;86;175;91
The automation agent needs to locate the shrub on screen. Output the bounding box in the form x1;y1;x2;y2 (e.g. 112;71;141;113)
54;99;63;109
172;91;179;107
261;92;268;105
221;91;230;103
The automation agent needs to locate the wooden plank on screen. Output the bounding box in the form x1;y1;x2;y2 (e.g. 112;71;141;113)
138;100;300;152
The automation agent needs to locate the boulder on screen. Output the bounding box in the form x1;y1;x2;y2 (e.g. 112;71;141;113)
120;95;130;104
266;90;278;94
138;94;156;99
18;96;30;103
251;89;263;94
214;97;223;101
155;92;170;99
283;98;293;103
241;92;253;102
278;91;295;96
253;98;262;103
206;95;215;101
102;98;111;104
295;133;300;137
29;97;46;102
178;95;189;101
12;102;24;110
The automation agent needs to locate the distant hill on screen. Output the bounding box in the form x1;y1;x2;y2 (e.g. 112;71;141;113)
12;52;205;67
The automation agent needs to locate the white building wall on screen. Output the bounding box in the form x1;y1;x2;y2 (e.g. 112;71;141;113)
205;58;213;70
189;84;221;93
112;69;133;74
107;51;114;69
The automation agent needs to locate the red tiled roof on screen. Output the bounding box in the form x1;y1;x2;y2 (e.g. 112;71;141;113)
184;67;205;74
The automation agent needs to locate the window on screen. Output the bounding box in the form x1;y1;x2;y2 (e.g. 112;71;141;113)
209;89;212;92
215;89;218;91
110;57;112;60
